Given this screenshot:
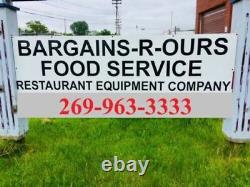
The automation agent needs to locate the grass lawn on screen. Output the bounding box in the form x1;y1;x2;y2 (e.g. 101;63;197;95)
0;118;250;186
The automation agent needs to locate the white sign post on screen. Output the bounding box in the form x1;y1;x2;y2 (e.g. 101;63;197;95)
223;0;250;143
0;1;28;140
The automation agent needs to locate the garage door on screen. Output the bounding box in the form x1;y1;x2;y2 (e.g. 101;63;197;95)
201;6;226;33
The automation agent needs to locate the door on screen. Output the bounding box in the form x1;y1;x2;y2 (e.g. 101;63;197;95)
201;6;226;33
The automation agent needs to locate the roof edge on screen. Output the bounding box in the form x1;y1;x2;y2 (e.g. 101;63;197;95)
0;3;20;11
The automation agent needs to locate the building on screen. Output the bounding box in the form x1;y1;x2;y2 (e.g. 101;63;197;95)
195;0;233;33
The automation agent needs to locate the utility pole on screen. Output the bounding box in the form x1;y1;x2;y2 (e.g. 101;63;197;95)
170;11;173;34
112;0;122;35
64;19;66;34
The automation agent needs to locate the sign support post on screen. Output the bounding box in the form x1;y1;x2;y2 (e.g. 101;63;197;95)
0;0;28;140
223;0;250;143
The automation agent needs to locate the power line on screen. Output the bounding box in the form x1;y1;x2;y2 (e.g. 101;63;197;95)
15;1;116;33
19;8;113;25
42;1;88;16
20;10;75;22
33;1;115;25
58;0;108;11
20;7;76;21
39;1;111;18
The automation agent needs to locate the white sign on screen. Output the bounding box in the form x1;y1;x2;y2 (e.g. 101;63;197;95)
13;34;237;118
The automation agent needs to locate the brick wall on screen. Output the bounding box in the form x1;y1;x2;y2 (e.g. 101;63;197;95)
195;0;232;33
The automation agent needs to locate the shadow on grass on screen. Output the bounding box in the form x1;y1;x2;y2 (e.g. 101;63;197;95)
0;139;27;158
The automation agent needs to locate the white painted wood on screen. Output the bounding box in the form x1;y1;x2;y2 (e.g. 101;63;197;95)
0;5;28;140
223;0;250;143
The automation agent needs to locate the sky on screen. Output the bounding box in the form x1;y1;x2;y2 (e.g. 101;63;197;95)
13;0;196;35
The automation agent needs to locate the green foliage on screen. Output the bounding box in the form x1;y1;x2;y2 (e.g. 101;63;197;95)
70;21;89;35
0;119;250;186
25;21;49;35
63;33;73;36
97;29;112;36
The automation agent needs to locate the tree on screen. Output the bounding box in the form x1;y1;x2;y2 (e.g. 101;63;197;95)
70;21;89;35
25;21;49;34
97;29;112;36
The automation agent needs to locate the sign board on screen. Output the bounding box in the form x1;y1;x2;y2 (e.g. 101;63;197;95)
12;34;237;118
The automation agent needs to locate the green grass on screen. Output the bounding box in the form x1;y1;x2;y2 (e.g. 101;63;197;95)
0;119;250;187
